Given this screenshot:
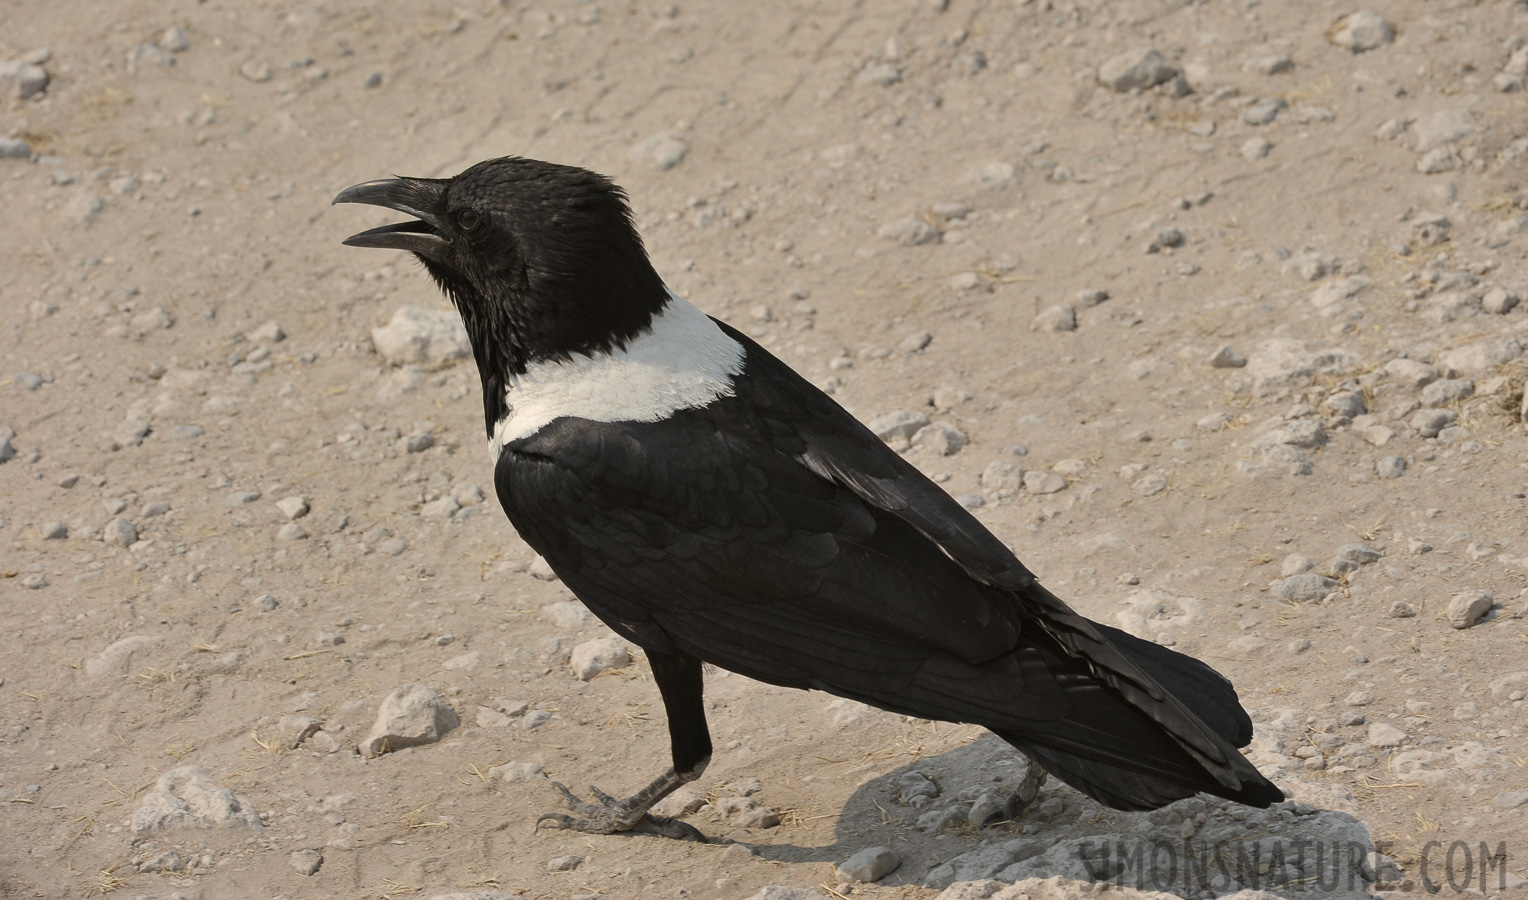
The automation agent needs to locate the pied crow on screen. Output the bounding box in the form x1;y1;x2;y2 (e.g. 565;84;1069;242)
334;156;1282;841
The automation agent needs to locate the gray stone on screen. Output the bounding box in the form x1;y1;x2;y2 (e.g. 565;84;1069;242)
1024;471;1067;494
1420;378;1473;408
160;25;191;52
1282;554;1315;576
1437;336;1522;372
132;766;265;833
0;136;31;159
1310;276;1370;312
290;849;322;876
1330;10;1394;52
1331;543;1381;574
741;888;830;900
980;461;1024;492
226;490;261;507
489;761;544;783
570;637;629;680
278;715;323;748
371;306;470;366
877;217;941;246
1383;357;1438;388
1244;54;1294;75
1447;590;1493;629
105;517;138;547
1031;305;1077;332
276;496;309;519
42;521;66;540
547;854;583;872
967;162;1018;189
1321;391;1366;418
85;635;159;677
403;431;434;453
528;554;559;581
1274;573;1338;602
628;131;689;170
1247;339;1357;386
276;523;307;541
715;796;780;828
1261;419;1327;449
1241;137;1272;161
360;683;460;757
1097;48;1176;92
837;846;901;883
1413;108;1476;153
857;63;903;86
0;60;49;99
1366;722;1406;747
240;60;273;82
1483;288;1519;314
868;410;931;441
1409;409;1457;438
1240;98;1287;126
1492;790;1528;809
912;422;967;456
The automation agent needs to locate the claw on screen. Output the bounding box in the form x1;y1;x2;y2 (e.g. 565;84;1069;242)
532;780;710;841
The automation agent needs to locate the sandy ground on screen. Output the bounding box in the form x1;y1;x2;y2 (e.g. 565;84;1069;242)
4;1;1528;898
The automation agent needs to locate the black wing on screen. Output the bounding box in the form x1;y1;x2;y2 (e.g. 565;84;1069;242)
494;324;1279;809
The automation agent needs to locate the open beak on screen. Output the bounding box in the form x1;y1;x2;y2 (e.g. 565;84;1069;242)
333;177;449;261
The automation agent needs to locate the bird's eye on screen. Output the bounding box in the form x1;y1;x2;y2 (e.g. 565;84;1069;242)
456;209;481;232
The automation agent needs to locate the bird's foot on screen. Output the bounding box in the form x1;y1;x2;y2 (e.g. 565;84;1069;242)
536;780;709;842
1012;757;1048;810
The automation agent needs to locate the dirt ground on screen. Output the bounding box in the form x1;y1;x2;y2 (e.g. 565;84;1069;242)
4;1;1528;898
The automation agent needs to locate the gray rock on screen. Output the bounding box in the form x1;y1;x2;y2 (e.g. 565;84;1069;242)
547;854;583;872
277;523;307;541
741;888;830;900
1331;543;1381;574
528;554;559;581
912;422;968;456
1097;48;1176;92
1409;409;1457;438
226;490;261;507
276;496;309;519
360;683;460;757
1274;573;1338;602
857;63;903;86
1024;471;1067;494
1330;10;1394;52
900;330;932;353
85;635;159;677
128;43;176;69
628;131;689;170
371;306;470;366
249;320;286;342
1412;108;1476;153
0;60;49;99
1412;212;1452;246
1447;590;1493;629
1282;554;1316;576
403;430;434;453
570;637;629;680
897;771;940;806
1483;288;1519;314
1261;419;1327;449
1420;378;1473;408
488;761;544;783
1384;357;1438;388
651;785;706;817
1244;54;1294;75
160;25;191;53
1321;391;1366;418
1247;339;1357;386
542;600;589;628
172;424;204;439
0;426;17;463
290;849;322;876
522;709;552;731
1389;600;1416;618
1437;336;1523;372
279;715;323;748
0;136;31;159
1031;305;1077;332
240;60;274;82
1493;790;1528;809
715;796;780;828
837;846;901;883
980;461;1024;492
967;162;1018;189
868;410;931;441
1241;137;1272;160
105;517;138;547
71;193;104;227
877;217;941;246
132;766;265;833
1366;722;1406;747
1240;98;1287;126
42;521;67;540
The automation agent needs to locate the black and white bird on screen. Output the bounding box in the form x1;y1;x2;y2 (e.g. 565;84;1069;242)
335;156;1282;840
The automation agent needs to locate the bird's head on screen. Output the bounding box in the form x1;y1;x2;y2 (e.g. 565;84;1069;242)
334;156;668;375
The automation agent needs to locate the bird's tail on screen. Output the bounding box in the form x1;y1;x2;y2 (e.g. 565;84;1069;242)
996;621;1283;811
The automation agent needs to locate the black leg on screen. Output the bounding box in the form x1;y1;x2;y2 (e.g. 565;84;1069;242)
536;650;713;841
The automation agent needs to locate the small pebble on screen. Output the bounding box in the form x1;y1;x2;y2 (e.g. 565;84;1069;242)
548;854;583;872
1241;137;1272;160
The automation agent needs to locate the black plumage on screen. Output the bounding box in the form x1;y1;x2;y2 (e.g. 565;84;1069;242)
335;156;1283;839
